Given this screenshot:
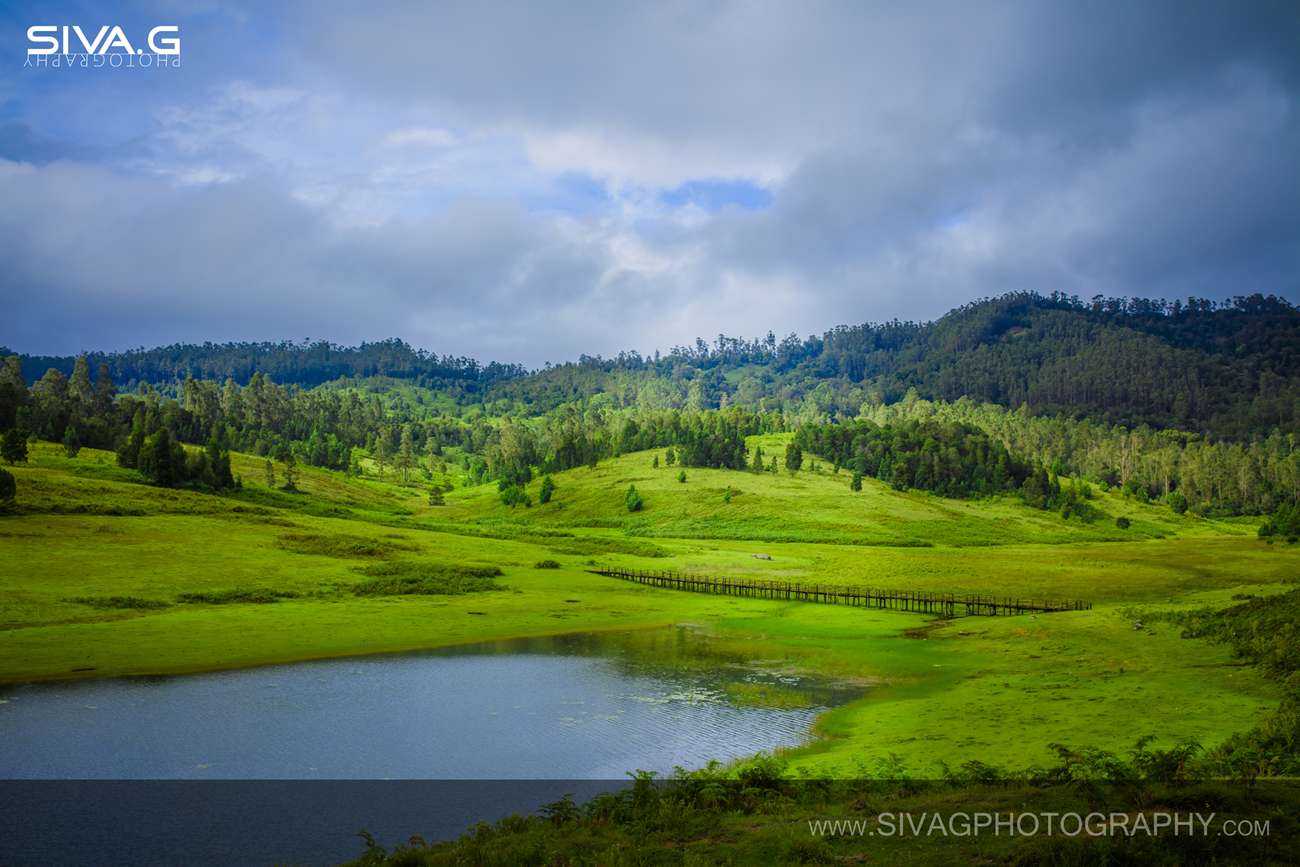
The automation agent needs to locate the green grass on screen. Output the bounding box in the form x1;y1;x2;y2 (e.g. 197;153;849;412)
1;440;1296;776
438;435;1247;549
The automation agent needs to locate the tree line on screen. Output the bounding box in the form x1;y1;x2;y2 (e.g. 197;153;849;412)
860;394;1300;517
14;293;1298;441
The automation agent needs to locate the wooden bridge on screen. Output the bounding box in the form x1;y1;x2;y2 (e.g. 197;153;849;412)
590;568;1090;617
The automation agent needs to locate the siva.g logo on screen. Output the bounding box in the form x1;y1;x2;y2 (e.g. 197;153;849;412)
25;24;181;68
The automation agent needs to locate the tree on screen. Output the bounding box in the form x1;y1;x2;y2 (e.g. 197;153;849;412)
205;432;234;490
373;427;391;479
2;428;28;465
397;424;416;482
428;486;445;506
264;459;276;488
539;475;556;504
1167;491;1188;515
62;425;82;458
282;453;300;491
750;445;765;473
0;355;29;431
0;466;14;506
677;470;687;483
625;484;644;512
652;455;659;469
92;363;115;416
850;471;862;492
784;442;803;474
139;429;180;487
665;448;676;467
69;355;93;405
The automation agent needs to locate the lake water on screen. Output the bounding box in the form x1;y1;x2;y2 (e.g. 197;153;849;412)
0;626;859;779
0;627;862;865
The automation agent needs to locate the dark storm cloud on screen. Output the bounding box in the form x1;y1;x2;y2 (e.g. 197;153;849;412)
0;1;1296;362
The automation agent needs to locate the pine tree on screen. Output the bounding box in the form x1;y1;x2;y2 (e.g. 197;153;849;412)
539;475;556;504
784;442;803;474
264;459;275;488
750;445;765;473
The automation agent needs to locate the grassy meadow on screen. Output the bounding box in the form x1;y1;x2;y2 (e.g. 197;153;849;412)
1;437;1296;775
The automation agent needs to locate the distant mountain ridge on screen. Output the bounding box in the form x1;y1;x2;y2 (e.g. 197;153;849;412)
7;292;1298;439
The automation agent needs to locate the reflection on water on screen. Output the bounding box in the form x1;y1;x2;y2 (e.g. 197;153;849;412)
0;626;862;779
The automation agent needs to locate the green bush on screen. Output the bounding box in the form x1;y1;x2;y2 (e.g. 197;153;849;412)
625;484;644;512
351;562;504;596
534;559;561;569
499;481;531;508
177;588;300;604
1116;516;1131;529
277;532;415;558
1258;502;1300;541
65;595;170;610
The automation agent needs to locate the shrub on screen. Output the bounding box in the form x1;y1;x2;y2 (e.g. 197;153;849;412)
1258;503;1300;541
538;475;556;504
65;595;170;610
677;470;687;483
534;559;561;569
1167;491;1189;515
0;467;14;505
850;471;862;492
177;588;300;604
499;482;531;508
1116;516;1131;529
625;484;644;512
277;533;412;558
351;562;504;596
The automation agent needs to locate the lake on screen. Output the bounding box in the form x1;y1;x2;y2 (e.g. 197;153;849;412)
0;626;861;865
0;626;859;779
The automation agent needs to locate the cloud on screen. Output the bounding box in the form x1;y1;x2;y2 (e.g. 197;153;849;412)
0;1;1296;362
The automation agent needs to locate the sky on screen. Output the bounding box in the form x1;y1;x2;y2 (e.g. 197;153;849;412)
1;1;1297;365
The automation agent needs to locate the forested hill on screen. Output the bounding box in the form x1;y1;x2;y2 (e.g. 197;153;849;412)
9;339;527;397
489;292;1300;439
7;292;1299;439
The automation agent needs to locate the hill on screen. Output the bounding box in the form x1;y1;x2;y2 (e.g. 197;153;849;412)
10;292;1299;438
